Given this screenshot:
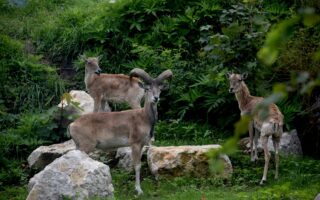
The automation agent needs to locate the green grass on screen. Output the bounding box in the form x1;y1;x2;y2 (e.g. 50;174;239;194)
109;153;320;200
1;149;320;200
0;186;27;200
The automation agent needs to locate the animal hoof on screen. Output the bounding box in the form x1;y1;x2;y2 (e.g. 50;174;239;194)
135;187;143;195
251;156;258;163
260;180;266;185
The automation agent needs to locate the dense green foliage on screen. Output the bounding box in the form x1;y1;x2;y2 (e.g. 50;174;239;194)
0;35;64;125
0;0;319;198
0;30;65;187
17;0;316;131
1;0;318;125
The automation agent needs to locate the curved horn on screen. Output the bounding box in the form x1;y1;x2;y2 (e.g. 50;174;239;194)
155;69;173;84
129;68;153;84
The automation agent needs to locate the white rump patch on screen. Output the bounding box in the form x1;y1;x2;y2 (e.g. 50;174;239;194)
260;122;274;136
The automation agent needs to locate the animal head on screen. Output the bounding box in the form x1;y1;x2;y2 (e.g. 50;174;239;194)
81;55;102;75
129;68;173;104
226;72;248;93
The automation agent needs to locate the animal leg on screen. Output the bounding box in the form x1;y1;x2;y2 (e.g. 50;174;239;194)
70;126;96;154
260;135;270;185
101;99;111;112
131;143;143;195
149;135;155;146
253;128;260;162
93;95;102;112
272;135;280;180
249;121;254;162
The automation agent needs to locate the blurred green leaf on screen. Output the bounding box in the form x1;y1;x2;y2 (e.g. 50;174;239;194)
257;47;278;66
234;115;251;136
258;16;300;66
300;8;320;27
313;49;320;61
301;80;320;95
62;92;72;105
273;83;288;98
209;159;224;174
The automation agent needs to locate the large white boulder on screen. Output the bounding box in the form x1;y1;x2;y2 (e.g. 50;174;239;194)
27;150;114;200
28;140;115;170
115;147;148;171
27;140;76;169
147;145;233;179
115;147;133;171
58;90;94;115
239;129;303;155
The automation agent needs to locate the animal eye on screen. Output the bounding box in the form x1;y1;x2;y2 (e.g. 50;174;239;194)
160;84;169;90
144;86;150;91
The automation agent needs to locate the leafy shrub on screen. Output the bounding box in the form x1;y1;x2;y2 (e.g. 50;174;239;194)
277;26;320;75
0;34;66;187
277;96;304;130
0;0;13;11
0;159;30;189
155;120;229;145
30;0;111;62
0;107;69;188
0;34;65;129
0;107;67;157
21;0;317;132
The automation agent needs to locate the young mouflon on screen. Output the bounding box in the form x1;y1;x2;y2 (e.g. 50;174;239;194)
226;72;284;185
83;56;144;112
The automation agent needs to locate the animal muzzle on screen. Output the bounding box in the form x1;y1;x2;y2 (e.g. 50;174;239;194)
229;88;234;93
95;69;102;75
153;96;159;103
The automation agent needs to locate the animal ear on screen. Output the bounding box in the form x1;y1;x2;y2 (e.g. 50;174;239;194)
241;73;248;80
97;55;103;61
159;83;170;91
225;72;232;79
80;54;88;62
